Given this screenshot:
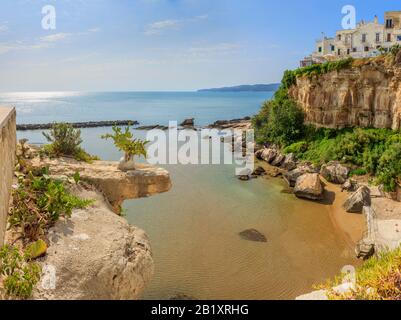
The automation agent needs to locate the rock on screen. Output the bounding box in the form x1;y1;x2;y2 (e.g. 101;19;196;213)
239;229;267;242
251;166;266;176
238;175;250;181
25;239;47;260
284;164;316;187
255;149;264;159
356;240;375;260
260;148;277;163
294;173;324;201
16;120;139;131
343;186;371;213
117;157;136;172
320;162;349;184
33;188;154;300
180;118;195;127
281;153;297;171
281;187;293;194
29;157;172;214
341;179;358;192
271;153;285;167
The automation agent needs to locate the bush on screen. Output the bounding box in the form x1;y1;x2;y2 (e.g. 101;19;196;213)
101;125;148;163
350;168;368;177
9;168;93;241
42;123;98;162
253;90;305;146
0;245;41;299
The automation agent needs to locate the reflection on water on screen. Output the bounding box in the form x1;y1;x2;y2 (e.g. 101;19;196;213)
18;128;358;300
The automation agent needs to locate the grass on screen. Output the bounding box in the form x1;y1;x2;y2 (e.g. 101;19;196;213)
326;247;401;300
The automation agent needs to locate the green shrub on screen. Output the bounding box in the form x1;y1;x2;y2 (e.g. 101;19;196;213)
101;125;148;163
9;168;93;241
0;245;41;299
42;123;99;162
350;168;368;177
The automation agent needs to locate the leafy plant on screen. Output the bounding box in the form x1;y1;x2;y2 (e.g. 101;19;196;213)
9;169;93;242
42;123;99;162
0;245;41;299
101;125;148;163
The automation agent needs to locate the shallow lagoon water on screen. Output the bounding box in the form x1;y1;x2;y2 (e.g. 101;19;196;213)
12;91;359;300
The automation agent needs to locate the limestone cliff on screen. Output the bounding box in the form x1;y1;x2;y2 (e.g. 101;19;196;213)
288;53;401;130
24;155;172;300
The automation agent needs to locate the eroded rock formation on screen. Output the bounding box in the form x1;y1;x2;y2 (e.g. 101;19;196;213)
288;56;401;130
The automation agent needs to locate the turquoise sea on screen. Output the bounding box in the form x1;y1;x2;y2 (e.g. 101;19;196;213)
1;91;358;300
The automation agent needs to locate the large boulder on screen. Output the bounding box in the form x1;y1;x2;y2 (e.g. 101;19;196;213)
320;162;349;184
294;173;324;200
259;148;278;164
284;164;317;187
281;153;297;171
33;188;154;300
271;153;285;167
343;186;371;213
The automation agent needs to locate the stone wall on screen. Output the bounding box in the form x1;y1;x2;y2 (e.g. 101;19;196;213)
0;107;16;246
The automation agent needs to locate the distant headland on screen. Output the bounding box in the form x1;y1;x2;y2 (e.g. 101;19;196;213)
198;83;280;92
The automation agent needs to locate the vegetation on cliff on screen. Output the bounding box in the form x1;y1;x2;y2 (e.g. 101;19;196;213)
1;146;93;299
323;247;401;300
41;123;99;162
253;53;401;191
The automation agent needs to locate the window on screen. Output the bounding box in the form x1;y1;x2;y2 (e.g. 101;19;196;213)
353;47;357;52
347;49;350;55
331;45;335;51
337;34;342;41
364;46;369;52
386;19;393;28
397;35;401;41
387;33;392;42
318;46;322;52
376;33;380;42
338;49;341;55
362;34;367;43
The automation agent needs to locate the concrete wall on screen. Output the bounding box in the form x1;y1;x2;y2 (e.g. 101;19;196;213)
0;107;16;246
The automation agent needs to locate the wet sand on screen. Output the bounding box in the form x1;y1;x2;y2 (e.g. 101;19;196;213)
323;179;365;249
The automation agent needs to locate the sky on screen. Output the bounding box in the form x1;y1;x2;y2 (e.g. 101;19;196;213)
0;0;400;92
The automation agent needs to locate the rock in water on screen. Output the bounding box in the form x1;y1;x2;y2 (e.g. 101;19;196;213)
180;118;195;127
251;166;266;176
320;162;349;184
343;186;371;213
239;229;267;242
284;164;317;187
281;153;297;171
294;173;324;200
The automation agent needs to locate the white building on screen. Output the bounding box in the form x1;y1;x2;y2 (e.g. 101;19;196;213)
300;11;401;67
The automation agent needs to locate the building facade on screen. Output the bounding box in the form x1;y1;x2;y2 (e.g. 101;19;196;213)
301;11;401;66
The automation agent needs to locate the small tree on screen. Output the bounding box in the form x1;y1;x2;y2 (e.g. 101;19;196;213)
101;125;148;164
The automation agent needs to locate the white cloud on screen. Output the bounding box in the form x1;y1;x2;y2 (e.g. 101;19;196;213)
144;14;209;36
144;19;180;35
0;25;8;32
40;33;71;43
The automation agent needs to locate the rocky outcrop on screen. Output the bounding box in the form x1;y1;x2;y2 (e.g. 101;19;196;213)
180;118;195;127
25;155;172;300
281;153;297;171
288;57;401;130
320;162;349;185
294;173;324;200
283;164;317;187
34;188;154;300
29;157;172;214
343;186;371;213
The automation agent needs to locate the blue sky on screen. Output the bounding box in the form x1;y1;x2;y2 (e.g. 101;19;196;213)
0;0;400;91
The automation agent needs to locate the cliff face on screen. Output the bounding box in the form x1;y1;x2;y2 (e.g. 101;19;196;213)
288;55;401;130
